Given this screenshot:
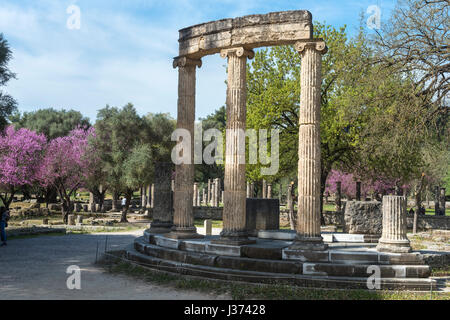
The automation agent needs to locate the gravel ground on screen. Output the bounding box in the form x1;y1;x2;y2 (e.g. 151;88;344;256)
0;230;229;300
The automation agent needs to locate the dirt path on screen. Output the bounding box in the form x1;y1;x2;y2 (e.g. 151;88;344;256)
0;230;229;300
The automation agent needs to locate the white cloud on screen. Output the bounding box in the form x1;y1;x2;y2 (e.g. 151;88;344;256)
1;0;389;122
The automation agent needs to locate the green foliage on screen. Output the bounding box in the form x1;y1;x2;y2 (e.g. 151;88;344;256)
93;104;175;195
195;106;226;182
123;144;154;189
12;108;91;139
246;22;376;186
0;33;17;130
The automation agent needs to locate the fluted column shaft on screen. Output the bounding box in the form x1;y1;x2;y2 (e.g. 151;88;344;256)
213;47;255;245
377;196;411;253
169;57;203;239
148;163;173;234
290;41;328;251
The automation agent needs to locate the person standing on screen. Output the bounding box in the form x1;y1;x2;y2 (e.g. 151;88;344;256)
0;206;10;246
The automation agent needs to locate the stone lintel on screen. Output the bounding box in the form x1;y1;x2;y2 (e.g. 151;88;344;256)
177;10;313;58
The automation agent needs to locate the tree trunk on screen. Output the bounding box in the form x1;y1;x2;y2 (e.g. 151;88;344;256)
44;187;57;208
0;188;15;209
61;199;70;224
413;173;425;234
287;185;295;230
21;186;32;200
112;191;121;212
320;168;330;226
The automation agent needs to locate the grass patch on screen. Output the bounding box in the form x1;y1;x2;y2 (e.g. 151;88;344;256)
431;266;450;277
100;257;450;300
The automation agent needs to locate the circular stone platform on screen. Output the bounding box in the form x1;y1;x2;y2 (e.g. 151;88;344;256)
124;229;437;291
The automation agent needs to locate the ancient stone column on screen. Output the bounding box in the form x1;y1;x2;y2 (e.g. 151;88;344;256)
148;162;174;234
250;182;255;198
246;182;251;198
377;196;411;253
439;187;446;216
213;47;255;245
335;181;342;212
67;214;76;226
207;179;211;205
287;184;295;230
211;181;216;207
89;192;96;213
289;41;328;251
434;186;440;215
267;183;272;199
204;219;212;236
169;57;202;239
356;181;361;201
262;179;267;198
202;188;206;205
146;185;151;208
141;186;147;208
215;178;221;206
150;184;155;208
193;183;198;206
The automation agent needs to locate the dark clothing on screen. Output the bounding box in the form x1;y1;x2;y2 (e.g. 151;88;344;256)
0;210;9;222
0;221;6;243
0;209;9;243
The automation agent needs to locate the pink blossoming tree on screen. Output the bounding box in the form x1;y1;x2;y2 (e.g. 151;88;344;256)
0;126;46;208
325;169;410;200
37;127;92;223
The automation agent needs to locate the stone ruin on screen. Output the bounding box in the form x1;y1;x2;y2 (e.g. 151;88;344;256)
124;10;439;291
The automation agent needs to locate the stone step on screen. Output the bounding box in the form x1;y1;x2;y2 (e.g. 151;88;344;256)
258;230;380;243
125;247;437;291
134;237;430;279
143;231;425;265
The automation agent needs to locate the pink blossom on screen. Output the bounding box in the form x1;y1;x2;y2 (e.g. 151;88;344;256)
0;125;46;188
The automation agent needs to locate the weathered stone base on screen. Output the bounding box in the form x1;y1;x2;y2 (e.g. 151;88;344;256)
211;230;256;246
377;239;412;253
148;221;173;234
167;226;203;239
288;235;328;251
211;238;257;246
125;234;438;291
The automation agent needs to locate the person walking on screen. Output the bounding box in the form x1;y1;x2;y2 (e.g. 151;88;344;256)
0;206;10;247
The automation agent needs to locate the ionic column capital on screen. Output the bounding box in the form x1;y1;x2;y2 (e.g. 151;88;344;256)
294;40;328;55
173;56;202;69
220;47;255;60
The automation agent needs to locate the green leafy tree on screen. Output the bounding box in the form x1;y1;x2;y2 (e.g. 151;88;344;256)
0;33;17;130
195;106;226;183
94;105;174;222
11;108;91;140
94;104;145;221
246;23;379;218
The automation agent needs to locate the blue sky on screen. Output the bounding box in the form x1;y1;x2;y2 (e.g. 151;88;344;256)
0;0;395;123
